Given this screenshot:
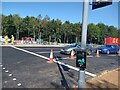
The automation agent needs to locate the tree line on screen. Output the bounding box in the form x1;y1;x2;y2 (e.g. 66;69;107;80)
1;14;120;44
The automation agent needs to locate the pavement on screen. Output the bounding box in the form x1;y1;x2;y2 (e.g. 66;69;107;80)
86;68;119;89
0;45;119;89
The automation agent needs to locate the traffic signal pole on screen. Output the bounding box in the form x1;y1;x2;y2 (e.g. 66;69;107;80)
81;0;89;49
78;0;89;89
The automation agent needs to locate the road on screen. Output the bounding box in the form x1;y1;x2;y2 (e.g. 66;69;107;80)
1;46;118;89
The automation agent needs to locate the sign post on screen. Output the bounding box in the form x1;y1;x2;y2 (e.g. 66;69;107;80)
77;0;89;89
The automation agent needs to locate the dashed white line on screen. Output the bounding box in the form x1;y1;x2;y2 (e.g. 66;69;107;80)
9;74;12;76
4;81;8;83
108;55;117;56
17;83;22;86
87;55;93;57
59;57;70;60
3;67;6;70
0;65;3;67
11;46;96;77
5;70;9;73
2;64;22;87
13;78;17;81
37;51;60;54
59;56;94;59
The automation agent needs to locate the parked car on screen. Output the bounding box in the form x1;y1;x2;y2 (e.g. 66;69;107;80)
97;44;119;54
60;42;93;55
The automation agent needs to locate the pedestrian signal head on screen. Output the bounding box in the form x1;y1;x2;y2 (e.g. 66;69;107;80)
76;49;87;69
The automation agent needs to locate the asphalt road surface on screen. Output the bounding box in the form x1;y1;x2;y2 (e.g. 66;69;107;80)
1;46;119;89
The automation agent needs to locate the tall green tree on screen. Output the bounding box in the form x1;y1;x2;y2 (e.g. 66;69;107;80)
96;23;108;44
2;14;16;38
72;22;81;43
13;14;21;39
107;25;118;37
21;16;31;37
87;23;100;44
61;21;71;43
2;14;119;44
29;16;37;40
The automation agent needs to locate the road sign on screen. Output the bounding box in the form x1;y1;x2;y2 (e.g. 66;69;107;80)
76;49;87;69
92;0;112;10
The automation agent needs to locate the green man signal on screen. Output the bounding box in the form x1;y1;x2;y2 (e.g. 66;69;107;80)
78;58;85;63
76;49;87;69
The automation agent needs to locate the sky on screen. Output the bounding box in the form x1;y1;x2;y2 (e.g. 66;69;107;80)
2;1;118;28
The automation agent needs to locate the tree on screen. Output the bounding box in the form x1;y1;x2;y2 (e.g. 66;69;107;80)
107;25;118;37
2;14;119;44
72;22;81;43
29;16;37;40
2;14;16;38
118;29;120;38
96;23;108;44
54;19;62;43
87;23;100;44
13;14;21;39
61;21;71;43
20;16;31;38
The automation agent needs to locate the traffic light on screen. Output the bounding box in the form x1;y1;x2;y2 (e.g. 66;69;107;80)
76;49;87;69
92;0;112;10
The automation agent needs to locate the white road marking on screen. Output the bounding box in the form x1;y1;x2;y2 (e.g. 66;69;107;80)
17;83;22;86
53;59;96;77
108;55;117;56
85;71;96;77
37;51;60;54
5;70;9;73
4;81;8;83
54;55;93;60
56;55;93;60
1;64;22;87
0;65;3;67
3;67;6;70
58;57;70;60
11;46;49;60
9;74;12;76
11;46;96;77
13;78;17;81
87;55;93;57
